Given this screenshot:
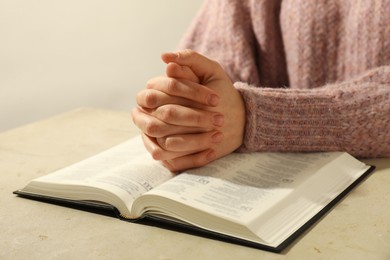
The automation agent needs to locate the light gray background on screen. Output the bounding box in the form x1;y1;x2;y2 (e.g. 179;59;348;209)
0;0;202;131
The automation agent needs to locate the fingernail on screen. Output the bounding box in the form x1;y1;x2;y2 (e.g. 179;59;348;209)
213;114;224;127
206;150;216;161
208;94;220;106
211;132;223;143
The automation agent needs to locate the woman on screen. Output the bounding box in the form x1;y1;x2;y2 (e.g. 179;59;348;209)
132;0;390;172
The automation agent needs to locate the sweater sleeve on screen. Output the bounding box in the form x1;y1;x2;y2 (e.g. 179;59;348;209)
235;67;390;157
179;0;390;158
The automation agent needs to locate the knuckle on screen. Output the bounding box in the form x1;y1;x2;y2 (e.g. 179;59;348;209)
159;105;176;122
163;137;177;151
164;161;179;173
145;121;160;137
156;137;168;150
150;147;164;160
145;78;155;89
144;91;157;108
166;78;179;93
168;160;184;173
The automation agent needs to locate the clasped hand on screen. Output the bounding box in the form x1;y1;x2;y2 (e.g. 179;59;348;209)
131;50;245;172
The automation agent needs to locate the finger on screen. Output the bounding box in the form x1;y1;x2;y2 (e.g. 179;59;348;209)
151;104;224;128
162;149;217;172
137;89;200;109
161;49;226;82
131;107;208;138
146;76;220;106
141;134;190;161
166;62;200;83
156;131;223;152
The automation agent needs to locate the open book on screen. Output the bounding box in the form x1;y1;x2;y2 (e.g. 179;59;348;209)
14;136;374;252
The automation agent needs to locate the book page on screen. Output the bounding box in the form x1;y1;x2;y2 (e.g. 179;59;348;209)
144;152;343;223
249;153;370;246
28;136;174;214
88;157;173;202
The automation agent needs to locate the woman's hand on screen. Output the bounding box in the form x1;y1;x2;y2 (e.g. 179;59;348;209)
132;50;246;172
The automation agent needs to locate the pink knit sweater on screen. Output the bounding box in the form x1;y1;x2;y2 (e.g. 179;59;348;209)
179;0;390;158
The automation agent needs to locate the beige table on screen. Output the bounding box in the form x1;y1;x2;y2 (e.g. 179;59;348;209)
1;108;389;260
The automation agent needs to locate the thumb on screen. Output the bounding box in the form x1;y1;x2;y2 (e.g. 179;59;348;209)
161;49;224;82
165;62;200;84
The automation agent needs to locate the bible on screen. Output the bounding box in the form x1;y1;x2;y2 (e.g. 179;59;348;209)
14;136;374;252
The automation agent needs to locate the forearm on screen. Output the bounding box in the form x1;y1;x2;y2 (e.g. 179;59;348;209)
235;66;390;157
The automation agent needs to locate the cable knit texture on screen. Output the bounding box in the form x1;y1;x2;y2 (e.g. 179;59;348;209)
179;0;390;158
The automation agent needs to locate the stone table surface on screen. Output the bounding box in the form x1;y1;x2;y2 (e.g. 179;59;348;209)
1;108;389;260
